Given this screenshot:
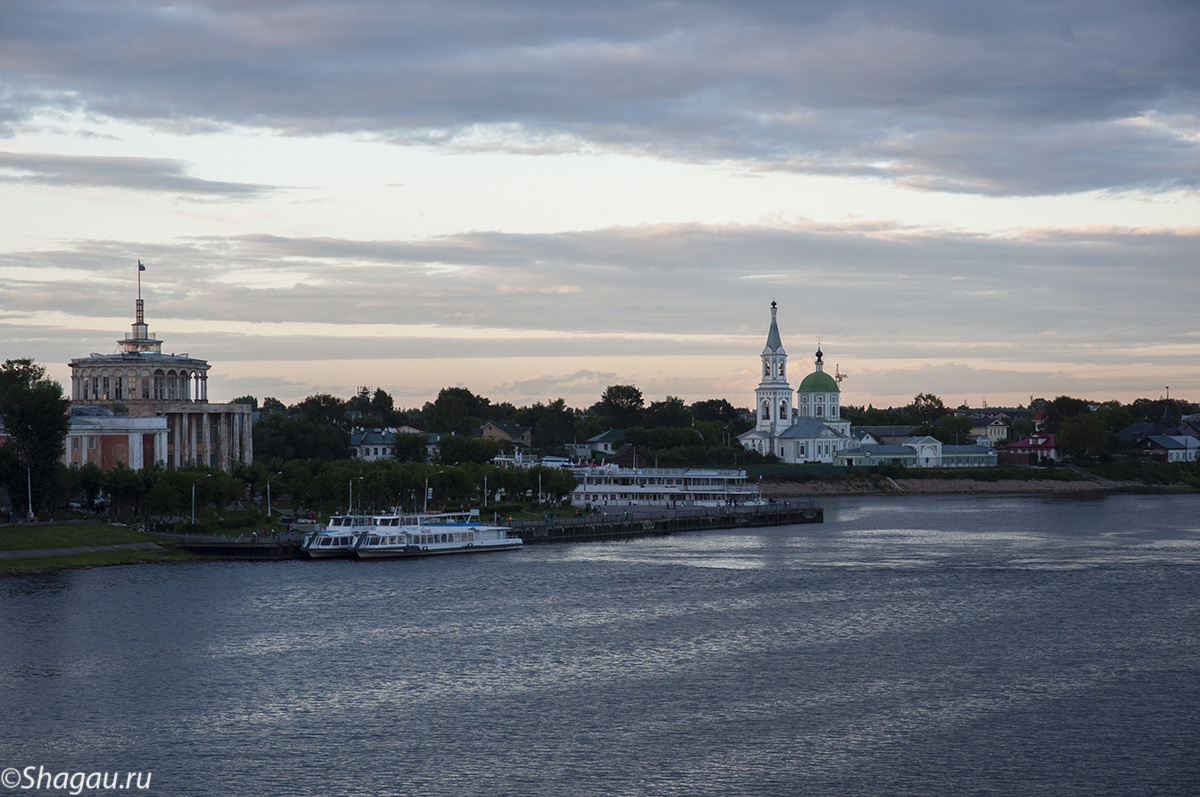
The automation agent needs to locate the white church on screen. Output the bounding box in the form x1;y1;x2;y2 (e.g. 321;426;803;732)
738;301;852;463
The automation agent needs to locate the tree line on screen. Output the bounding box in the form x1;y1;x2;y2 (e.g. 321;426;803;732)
242;384;758;468
3;351;1195;519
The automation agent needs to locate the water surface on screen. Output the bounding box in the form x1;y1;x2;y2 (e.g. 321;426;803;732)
3;493;1198;795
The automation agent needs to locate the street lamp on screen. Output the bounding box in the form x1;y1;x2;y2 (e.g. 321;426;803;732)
424;470;443;514
266;471;282;519
191;473;212;524
26;464;34;521
349;475;364;514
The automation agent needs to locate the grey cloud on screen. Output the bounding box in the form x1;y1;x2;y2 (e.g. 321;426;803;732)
0;151;274;197
2;1;1198;195
5;219;1196;363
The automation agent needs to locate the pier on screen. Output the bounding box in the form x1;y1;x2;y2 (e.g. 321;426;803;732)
168;531;308;560
506;503;822;544
156;504;822;559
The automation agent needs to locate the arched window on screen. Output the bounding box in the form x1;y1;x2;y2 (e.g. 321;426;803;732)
761;400;770;420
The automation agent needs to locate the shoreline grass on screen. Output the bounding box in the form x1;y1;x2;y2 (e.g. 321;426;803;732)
0;548;199;574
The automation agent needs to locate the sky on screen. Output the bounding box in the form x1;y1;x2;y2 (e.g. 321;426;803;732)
1;0;1198;412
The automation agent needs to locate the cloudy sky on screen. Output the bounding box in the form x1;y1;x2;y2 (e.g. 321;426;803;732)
2;0;1197;412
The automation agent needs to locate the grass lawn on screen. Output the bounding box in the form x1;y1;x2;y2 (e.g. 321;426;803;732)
0;522;160;551
0;547;198;573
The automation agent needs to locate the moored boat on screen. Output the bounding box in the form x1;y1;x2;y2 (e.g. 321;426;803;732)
351;511;522;559
301;513;373;558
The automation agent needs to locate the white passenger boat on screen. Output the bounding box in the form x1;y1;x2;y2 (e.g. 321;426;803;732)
301;513;373;558
569;464;762;508
351;510;522;559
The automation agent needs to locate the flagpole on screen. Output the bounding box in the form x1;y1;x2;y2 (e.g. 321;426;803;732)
137;260;141;300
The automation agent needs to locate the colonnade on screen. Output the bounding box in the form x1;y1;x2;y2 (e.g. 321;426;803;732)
71;367;209;402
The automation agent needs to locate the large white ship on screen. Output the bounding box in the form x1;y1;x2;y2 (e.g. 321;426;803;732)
569;464;762;508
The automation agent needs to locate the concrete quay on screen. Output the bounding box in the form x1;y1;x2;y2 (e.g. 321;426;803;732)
506;503;822;544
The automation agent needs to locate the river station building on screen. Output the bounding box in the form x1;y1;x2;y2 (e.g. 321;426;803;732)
67;287;252;472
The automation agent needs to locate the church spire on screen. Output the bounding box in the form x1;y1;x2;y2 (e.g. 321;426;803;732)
763;300;785;354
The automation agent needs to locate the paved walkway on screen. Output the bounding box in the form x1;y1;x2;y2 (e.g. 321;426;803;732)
0;542;164;560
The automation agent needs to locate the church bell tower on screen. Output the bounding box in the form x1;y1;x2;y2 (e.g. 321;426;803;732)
755;301;793;438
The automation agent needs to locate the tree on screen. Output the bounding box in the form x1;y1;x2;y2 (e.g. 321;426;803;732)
370;388;395;423
690;398;741;424
516;398;577;449
231;395;258;410
906;393;947;426
0;358;71;518
424;387;490;435
599;385;644;428
1043;396;1092;432
930;414;974;445
1058;413;1111;461
70;462;103;509
261;397;286;413
645;395;692;428
254;414;348;461
293;393;348;427
393;432;428;463
437;435;503;465
1009;416;1035;441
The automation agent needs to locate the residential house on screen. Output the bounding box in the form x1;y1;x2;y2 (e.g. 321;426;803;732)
478;422;532;447
997;434;1060;465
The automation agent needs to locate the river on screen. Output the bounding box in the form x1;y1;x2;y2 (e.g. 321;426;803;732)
2;493;1198;796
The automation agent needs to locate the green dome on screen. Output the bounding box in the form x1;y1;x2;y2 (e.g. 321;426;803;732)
798;370;839;393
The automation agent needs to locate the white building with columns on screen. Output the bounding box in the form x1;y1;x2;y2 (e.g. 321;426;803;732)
67;290;252;472
738;301;851;464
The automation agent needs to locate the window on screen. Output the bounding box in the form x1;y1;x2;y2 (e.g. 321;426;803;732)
115;376;123;399
88;437;96;450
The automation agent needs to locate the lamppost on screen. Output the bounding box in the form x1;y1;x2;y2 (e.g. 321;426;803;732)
26;463;34;521
266;471;282;519
424;470;443;514
192;473;212;524
349;475;363;514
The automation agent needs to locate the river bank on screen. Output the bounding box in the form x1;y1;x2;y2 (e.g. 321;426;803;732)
760;475;1160;496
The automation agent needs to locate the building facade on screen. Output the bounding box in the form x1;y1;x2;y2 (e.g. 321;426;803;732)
68;290;252;472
